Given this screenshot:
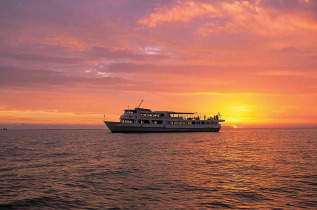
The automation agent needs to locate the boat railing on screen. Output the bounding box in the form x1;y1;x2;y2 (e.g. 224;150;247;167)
135;116;220;121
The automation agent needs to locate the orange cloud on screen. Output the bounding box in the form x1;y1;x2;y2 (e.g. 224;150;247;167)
46;36;86;51
138;1;220;28
219;0;317;36
139;0;317;40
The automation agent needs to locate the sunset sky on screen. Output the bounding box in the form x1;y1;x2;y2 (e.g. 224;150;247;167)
0;0;316;128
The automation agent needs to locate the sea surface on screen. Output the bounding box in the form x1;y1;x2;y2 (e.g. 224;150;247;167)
0;128;316;209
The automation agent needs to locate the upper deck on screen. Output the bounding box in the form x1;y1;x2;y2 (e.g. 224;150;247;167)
123;108;195;117
120;107;223;122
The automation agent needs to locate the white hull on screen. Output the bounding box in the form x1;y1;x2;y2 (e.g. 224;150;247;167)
105;121;221;133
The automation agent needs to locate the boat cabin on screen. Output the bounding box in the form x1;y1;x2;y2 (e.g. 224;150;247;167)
119;108;222;125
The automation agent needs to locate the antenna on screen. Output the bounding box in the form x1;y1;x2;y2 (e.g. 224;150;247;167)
137;100;143;108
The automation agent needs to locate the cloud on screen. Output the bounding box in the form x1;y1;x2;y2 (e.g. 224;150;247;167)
92;62;317;94
138;0;317;38
45;36;86;51
86;47;169;61
138;1;220;28
0;52;82;64
256;70;317;78
0;66;129;90
258;0;317;11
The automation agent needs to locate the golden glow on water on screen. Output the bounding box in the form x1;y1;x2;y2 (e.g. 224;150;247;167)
1;128;316;208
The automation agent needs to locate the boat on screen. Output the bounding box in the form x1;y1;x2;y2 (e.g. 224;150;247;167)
104;100;225;133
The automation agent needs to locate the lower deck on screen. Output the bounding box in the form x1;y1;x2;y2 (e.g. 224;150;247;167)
105;121;221;133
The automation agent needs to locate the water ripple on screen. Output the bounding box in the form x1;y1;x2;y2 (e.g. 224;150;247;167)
0;128;316;209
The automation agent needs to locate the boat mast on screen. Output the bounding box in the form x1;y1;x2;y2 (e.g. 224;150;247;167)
137;100;143;108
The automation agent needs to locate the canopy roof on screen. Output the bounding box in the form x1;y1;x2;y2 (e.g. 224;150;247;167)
155;111;196;115
124;108;196;114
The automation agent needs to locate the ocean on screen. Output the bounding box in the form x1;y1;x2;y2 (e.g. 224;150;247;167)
0;128;316;209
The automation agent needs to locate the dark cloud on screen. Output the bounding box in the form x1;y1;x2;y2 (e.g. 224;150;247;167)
0;66;129;89
259;0;317;15
0;52;82;64
86;47;169;61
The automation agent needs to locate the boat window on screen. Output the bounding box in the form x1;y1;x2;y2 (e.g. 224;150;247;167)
138;120;150;124
122;119;135;123
140;113;148;116
206;121;210;125
152;120;163;124
192;121;196;124
125;111;135;114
